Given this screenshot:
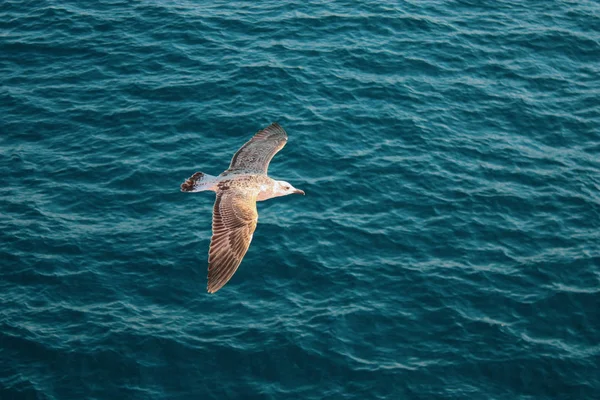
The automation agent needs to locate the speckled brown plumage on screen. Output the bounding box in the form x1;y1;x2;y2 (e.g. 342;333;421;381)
180;172;205;192
225;122;287;174
180;122;304;293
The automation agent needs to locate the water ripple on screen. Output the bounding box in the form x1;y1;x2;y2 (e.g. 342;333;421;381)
2;0;600;399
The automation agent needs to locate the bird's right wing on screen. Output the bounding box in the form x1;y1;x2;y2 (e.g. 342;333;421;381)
227;122;288;174
207;188;258;293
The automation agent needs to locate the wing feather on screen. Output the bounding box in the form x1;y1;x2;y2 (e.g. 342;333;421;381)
227;123;287;174
207;189;258;293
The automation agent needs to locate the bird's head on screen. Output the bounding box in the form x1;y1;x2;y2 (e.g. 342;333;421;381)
275;180;305;197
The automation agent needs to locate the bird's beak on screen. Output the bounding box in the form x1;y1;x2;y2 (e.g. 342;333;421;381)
293;189;305;195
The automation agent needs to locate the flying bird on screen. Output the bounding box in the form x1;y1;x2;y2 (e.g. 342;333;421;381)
181;123;304;293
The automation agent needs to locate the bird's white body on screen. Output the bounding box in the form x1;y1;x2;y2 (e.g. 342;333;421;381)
184;173;300;201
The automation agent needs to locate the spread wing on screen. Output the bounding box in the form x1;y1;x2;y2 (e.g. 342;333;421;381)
207;188;258;293
228;122;288;174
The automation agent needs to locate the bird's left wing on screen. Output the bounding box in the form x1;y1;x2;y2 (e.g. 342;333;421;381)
227;122;288;174
207;188;258;293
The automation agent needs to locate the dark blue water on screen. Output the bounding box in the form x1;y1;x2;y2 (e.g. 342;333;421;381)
2;1;599;399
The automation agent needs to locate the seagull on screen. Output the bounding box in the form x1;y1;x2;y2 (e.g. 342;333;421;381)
181;122;305;293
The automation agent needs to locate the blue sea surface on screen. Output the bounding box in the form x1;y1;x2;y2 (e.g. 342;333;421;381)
1;1;599;399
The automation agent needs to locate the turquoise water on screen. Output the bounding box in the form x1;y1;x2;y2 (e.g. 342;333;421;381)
1;1;599;399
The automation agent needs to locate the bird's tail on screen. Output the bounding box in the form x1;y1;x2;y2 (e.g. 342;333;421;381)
180;172;217;192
